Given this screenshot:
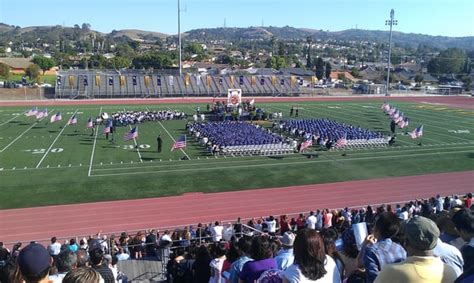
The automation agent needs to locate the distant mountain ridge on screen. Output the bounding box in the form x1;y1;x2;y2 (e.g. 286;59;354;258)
0;23;472;50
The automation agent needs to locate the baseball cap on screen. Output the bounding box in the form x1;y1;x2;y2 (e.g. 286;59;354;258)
404;216;440;250
18;243;51;276
281;232;295;247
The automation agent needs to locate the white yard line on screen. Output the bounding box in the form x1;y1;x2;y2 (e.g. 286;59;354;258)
157;120;191;160
88;148;474;178
0;110;53;153
35;110;78;168
123;107;143;163
88;106;103;177
0;111;26;127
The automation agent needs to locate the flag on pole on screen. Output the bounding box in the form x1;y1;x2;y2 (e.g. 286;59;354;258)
335;137;348;148
409;125;424;139
67;114;77;125
95;75;101;86
25;107;38;117
119;75;126;87
171;135;187;151
50;112;62;123
124;127;138;141
103;119;113;134
86;117;94;128
299;139;313;152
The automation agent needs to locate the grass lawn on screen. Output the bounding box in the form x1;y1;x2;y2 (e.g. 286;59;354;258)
0;73;56;85
0;100;473;209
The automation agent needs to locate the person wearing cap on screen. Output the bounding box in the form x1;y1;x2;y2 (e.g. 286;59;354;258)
275;231;295;270
17;243;52;283
89;247;115;283
375;216;457;283
356;212;406;283
48;250;77;283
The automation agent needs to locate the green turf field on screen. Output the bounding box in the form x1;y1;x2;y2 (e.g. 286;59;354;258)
1;101;473;209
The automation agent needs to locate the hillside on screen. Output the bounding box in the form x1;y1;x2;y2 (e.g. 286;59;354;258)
109;29;168;42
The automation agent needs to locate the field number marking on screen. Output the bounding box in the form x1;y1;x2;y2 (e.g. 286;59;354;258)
123;144;150;150
448;130;470;134
23;148;64;154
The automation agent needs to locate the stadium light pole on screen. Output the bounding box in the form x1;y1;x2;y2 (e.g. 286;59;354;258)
178;0;182;76
385;9;397;96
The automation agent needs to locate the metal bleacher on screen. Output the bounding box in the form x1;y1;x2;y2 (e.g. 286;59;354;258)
55;70;302;99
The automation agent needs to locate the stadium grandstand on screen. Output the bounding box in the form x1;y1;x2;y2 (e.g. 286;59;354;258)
55;70;303;99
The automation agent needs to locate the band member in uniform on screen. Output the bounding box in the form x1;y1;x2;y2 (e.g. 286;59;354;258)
295;108;299;117
290;107;294;117
157;134;163;153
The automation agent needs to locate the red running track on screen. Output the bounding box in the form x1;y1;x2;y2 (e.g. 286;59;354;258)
1;171;473;244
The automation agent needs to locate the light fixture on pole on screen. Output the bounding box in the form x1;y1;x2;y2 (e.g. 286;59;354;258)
385;9;397;96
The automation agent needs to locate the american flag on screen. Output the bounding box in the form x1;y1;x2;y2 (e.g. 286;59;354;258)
299;139;313;152
409;125;424;139
335;137;348;148
124;127;138;141
86;117;94;128
103;119;113;134
50;112;62;123
25;107;38;117
171;135;187;151
67;114;77;125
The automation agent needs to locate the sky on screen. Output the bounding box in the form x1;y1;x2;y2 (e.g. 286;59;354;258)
0;0;473;37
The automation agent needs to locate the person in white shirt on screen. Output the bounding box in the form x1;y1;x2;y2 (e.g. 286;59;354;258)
306;211;317;229
282;229;341;283
266;216;277;235
211;221;224;242
47;237;62;257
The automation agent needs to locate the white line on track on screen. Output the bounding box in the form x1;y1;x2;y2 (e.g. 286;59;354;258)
0;111;26;127
88;106;103;177
123;107;143;163
0;111;53;153
88;148;474;177
35;110;78;168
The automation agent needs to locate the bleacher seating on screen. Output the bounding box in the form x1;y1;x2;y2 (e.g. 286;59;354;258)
55;70;302;98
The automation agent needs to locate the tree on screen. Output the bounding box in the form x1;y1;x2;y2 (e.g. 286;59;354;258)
265;56;287;70
107;56;131;69
427;48;466;74
315;57;324;79
81;23;91;32
350;67;360;78
25;64;40;81
306;36;313;70
32;56;56;75
325;62;332;79
185;43;204;55
0;63;10;79
414;74;424;85
459;75;472;91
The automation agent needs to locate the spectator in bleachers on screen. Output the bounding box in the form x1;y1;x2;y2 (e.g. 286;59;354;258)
306;211;317;230
69;239;78;253
433;236;464;277
274;231;295;271
78;238;88;251
465;193;473;209
339;228;360;277
321;228;345;281
281;229;341;283
11;242;22;260
295;214;305;231
239;236;277;283
49;250;77;283
209;242;227;283
76;250;89;268
145;229;159;258
47;237;61;260
116;247;130;261
234;218;243;238
452;208;474;271
17;243;52;283
131;231;145;259
229;237;252;283
265;216;277;236
63;267;102;283
119;232;130;255
279;215;291;235
192;245;212;283
323;209;333;229
375;216;457;283
357;212;406;283
89;247;115;283
211;221;224;242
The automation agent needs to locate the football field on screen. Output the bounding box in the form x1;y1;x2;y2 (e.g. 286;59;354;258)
1;100;473;209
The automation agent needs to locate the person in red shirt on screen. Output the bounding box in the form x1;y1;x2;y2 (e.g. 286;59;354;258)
279;215;291;235
466;193;473;209
295;213;306;231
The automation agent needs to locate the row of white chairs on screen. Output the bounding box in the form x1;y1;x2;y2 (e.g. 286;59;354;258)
345;138;390;148
221;144;295;156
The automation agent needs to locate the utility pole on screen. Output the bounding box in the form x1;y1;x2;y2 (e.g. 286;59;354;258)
385;9;397;96
178;0;182;76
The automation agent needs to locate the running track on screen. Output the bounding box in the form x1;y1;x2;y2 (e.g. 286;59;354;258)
1;95;473;244
1;171;473;244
